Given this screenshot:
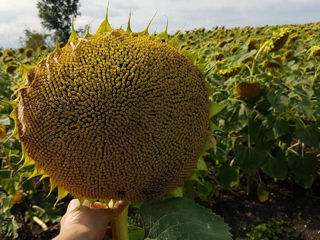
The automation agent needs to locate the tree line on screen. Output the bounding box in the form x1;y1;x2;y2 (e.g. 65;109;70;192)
23;0;81;49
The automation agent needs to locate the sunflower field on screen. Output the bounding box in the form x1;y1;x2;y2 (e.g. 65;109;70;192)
0;22;320;240
177;23;320;190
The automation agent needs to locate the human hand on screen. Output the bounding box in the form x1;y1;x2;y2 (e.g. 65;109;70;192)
53;199;128;240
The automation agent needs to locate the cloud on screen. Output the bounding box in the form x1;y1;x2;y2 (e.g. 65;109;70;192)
0;0;319;48
0;15;42;49
0;0;41;48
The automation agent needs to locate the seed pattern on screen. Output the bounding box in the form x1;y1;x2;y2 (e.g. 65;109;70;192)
16;30;209;201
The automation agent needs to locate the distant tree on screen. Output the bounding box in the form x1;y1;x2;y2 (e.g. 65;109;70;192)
21;30;49;50
37;0;81;43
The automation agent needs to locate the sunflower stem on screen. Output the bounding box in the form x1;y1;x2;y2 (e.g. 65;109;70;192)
111;205;129;240
249;40;270;83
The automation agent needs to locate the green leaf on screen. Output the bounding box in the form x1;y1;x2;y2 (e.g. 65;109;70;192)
288;153;318;188
224;103;248;131
210;101;227;118
234;145;267;174
294;124;320;147
0;116;10;126
170;187;183;198
296;99;313;119
128;225;145;240
272;119;289;140
182;180;195;199
0;176;17;195
266;91;290;113
248;119;268;144
196;180;214;201
263;115;290;141
11;216;21;239
184;177;214;201
196;157;209;178
1;197;14;213
218;165;239;188
0;169;11;179
140;198;232;240
261;148;288;180
234;49;257;64
0;215;21;240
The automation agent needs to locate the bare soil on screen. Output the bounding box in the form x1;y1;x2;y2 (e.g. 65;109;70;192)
207;176;320;240
18;176;320;240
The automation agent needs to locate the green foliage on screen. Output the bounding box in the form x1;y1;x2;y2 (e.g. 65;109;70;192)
242;218;290;240
21;29;49;50
37;0;81;43
0;135;62;239
128;225;145;240
0;192;21;239
0;48;61;239
218;165;239;188
174;23;320;192
140;198;232;240
183;156;214;201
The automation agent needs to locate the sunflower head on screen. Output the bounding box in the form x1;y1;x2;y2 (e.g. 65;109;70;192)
308;46;320;59
3;49;14;57
11;11;211;203
25;48;34;58
18;48;25;54
283;50;294;62
235;82;261;100
6;64;18;74
246;38;258;51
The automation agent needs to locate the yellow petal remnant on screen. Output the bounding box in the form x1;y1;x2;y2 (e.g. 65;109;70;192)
47;178;57;197
54;187;69;207
68;18;80;43
156;19;169;42
139;12;156;35
11;192;24;204
126;11;132;33
96;8;112;33
0;126;6;139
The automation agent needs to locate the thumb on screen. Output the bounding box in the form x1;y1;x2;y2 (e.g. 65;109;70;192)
66;199;80;213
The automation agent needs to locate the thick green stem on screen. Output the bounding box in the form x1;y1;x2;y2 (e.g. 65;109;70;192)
249;40;270;82
246;174;252;196
111;205;129;240
247;118;251;148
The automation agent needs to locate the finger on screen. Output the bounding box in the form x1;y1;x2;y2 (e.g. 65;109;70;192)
92;202;107;209
111;200;129;216
90;200;128;218
82;199;91;207
66;199;80;213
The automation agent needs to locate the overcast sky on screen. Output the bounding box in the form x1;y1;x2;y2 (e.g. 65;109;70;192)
0;0;319;48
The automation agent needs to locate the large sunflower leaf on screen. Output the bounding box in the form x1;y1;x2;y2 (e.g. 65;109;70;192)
140;197;232;240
